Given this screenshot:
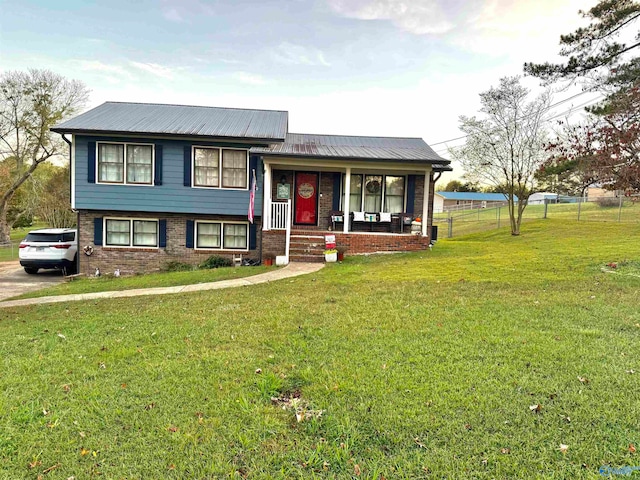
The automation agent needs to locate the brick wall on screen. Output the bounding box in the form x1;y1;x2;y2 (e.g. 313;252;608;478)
78;210;261;275
263;229;430;256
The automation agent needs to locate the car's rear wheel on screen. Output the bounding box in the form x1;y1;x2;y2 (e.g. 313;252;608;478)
24;267;39;275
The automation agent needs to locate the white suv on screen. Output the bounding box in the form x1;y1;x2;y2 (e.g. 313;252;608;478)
19;228;78;275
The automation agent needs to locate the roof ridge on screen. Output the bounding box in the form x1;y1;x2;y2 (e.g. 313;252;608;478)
288;132;425;141
103;101;288;114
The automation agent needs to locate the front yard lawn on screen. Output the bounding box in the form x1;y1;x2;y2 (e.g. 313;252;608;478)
7;265;270;301
1;219;639;479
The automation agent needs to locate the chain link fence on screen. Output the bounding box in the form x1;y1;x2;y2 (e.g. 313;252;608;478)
433;196;640;239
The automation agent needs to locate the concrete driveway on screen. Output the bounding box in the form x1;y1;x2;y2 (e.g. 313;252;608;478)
0;262;65;301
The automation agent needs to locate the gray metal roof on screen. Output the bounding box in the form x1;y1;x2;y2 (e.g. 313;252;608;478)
52;102;288;141
250;133;451;168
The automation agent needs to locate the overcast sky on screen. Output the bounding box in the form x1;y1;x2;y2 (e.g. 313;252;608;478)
1;0;599;180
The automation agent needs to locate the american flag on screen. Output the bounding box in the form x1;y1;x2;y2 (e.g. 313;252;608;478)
248;168;257;224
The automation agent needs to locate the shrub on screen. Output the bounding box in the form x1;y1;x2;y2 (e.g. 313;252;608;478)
164;261;195;272
596;197;619;208
199;255;232;269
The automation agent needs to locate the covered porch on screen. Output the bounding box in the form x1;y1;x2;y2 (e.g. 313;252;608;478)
250;133;451;261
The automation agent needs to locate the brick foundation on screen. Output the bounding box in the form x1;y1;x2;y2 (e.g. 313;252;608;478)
78;210;261;275
262;229;430;256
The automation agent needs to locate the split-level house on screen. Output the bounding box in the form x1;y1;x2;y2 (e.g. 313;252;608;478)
52;102;451;274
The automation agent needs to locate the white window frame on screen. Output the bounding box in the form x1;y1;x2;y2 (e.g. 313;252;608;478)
96;142;155;186
191;146;249;191
103;217;159;249
341;173;407;213
194;220;249;251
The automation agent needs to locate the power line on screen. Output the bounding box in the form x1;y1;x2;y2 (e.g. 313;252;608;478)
433;94;604;155
429;89;599;149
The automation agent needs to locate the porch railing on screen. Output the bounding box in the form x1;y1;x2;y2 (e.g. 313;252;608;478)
270;201;290;230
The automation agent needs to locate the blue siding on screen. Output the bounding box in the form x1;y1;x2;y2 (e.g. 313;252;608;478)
74;135;264;216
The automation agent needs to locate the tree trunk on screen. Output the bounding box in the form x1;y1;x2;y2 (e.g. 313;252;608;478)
0;201;11;245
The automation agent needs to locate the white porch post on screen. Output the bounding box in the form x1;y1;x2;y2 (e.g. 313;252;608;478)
343;167;351;233
263;162;272;231
421;168;432;236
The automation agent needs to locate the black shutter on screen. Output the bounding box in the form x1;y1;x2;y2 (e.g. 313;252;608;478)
186;220;194;248
406;175;416;214
249;155;258;187
154;145;163;185
158;219;167;248
183;145;192;186
94;217;103;245
249;222;257;250
88;141;96;183
332;173;342;211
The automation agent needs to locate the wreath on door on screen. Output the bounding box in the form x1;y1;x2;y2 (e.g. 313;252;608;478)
366;179;381;194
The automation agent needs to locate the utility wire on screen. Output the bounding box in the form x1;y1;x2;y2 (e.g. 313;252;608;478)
429;89;599;149
433;94;604;155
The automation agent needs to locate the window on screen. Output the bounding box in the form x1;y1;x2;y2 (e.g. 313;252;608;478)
194;148;219;187
195;221;248;250
223;224;248;249
104;218;158;248
341;174;406;213
222;150;248;188
193;147;248;189
384;176;405;213
342;174;363;212
97;143;153;185
196;222;221;248
364;175;382;212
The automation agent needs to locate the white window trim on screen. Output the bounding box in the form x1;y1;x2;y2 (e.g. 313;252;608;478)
96;142;155;186
191;146;249;191
194;220;249;252
340;173;407;213
103;217;159;249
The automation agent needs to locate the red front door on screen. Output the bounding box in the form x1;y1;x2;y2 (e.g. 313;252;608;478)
294;172;318;225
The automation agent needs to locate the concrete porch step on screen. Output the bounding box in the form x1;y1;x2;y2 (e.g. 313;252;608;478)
289;254;325;263
290;235;326;240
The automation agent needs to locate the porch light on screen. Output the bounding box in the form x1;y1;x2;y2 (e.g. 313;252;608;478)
280;175;287;185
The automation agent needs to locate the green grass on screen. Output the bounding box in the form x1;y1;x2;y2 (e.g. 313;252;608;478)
1;219;639;479
0;223;49;262
7;265;271;300
433;200;640;238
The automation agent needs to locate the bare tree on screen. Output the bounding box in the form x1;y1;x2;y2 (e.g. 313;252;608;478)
0;69;88;244
451;77;551;235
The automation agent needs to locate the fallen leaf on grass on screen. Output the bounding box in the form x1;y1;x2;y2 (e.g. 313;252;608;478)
630;444;637;453
80;448;90;457
414;437;426;449
500;448;511;454
529;404;542;413
121;383;127;389
57;333;66;340
577;376;589;384
168;426;178;432
559;444;568;454
79;431;86;438
28;459;42;469
626;370;635;374
168;464;176;470
42;409;49;416
255;368;262;374
144;403;156;410
62;384;71;393
98;362;106;369
354;464;361;476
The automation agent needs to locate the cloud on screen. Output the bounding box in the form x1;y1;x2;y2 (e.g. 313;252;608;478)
271;42;331;67
72;60;133;79
162;7;184;22
233;72;268;86
160;0;215;22
129;61;176;79
327;0;454;35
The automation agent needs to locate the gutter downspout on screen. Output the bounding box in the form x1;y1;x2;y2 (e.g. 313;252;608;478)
61;134;79;275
